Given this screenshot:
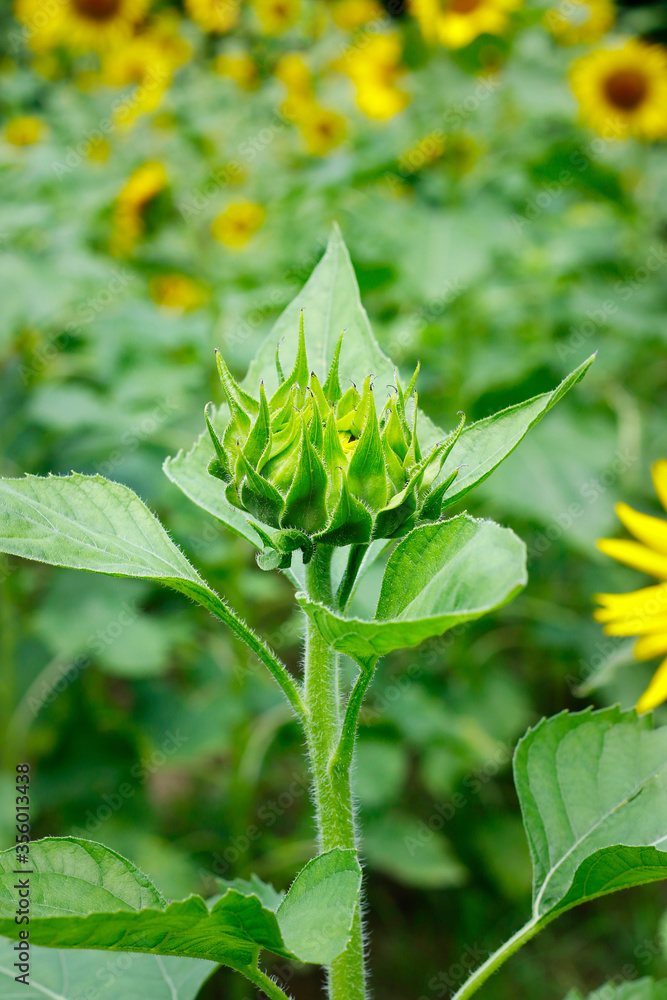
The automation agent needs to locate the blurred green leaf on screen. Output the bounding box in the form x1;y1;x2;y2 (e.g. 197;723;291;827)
362;812;467;889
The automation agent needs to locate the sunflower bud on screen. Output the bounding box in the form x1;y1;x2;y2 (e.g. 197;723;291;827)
206;315;465;568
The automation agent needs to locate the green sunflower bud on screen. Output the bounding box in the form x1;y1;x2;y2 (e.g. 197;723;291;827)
206;316;466;568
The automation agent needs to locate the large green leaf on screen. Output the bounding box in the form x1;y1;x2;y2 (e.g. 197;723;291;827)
0;473;303;715
0;838;361;973
517;707;667;920
298;515;527;664
453;708;667;1000
0;938;216;1000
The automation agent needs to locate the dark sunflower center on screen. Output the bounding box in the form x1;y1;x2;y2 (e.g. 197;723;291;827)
448;0;483;14
603;68;649;111
71;0;122;21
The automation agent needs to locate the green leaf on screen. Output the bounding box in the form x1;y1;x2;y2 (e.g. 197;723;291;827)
0;938;217;1000
453;708;667;1000
0;473;204;584
0;472;247;636
298;515;527;664
516;707;667;920
0;839;360;974
276;848;362;965
439;355;595;509
0;473;305;717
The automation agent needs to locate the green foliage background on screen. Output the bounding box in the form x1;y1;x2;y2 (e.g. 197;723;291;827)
2;0;667;995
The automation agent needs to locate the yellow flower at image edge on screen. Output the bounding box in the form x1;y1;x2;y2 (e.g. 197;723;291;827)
595;461;667;712
15;0;150;50
212;202;266;248
571;40;667;141
545;0;614;47
5;116;44;146
185;0;240;34
410;0;521;49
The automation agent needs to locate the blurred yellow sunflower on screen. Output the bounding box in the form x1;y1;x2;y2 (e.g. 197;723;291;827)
410;0;520;48
5;116;45;146
211;201;266;248
214;51;259;89
16;0;150;51
545;0;614;46
295;103;347;155
274;54;346;154
275;51;313;98
335;32;408;119
185;0;240;33
595;460;667;712
410;0;521;49
330;0;383;29
101;18;189;129
252;0;301;34
111;160;168;256
150;273;208;311
570;40;667;140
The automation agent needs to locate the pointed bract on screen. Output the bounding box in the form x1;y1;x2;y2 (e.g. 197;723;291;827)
323;330;345;404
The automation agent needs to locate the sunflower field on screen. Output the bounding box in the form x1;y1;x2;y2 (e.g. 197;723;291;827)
2;0;667;997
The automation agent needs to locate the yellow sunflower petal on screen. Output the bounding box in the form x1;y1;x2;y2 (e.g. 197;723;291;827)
597;538;667;580
652;460;667;514
593;582;667;617
602;614;667;637
615;501;667;557
637;656;667;713
635;633;667;661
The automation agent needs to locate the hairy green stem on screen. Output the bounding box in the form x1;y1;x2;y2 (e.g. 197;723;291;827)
245;964;293;1000
304;547;366;1000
